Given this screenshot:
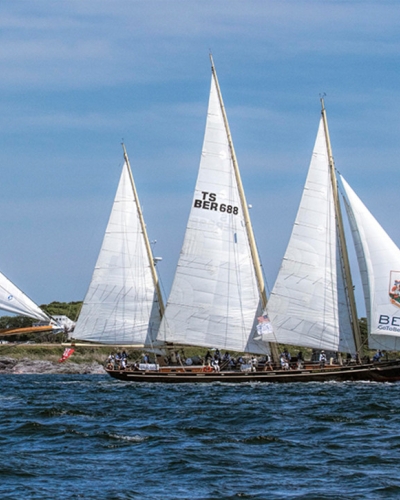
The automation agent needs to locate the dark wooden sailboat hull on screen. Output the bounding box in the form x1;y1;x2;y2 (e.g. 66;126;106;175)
106;360;400;383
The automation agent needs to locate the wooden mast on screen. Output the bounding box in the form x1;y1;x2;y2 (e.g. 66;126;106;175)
210;55;279;362
122;144;165;317
320;98;362;357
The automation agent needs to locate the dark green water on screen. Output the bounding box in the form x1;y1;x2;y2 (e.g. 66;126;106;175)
0;375;399;499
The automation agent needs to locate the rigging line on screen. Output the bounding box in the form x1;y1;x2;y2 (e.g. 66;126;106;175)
231;228;249;350
255;237;273;297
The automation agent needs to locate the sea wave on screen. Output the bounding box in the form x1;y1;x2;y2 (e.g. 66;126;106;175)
0;375;400;499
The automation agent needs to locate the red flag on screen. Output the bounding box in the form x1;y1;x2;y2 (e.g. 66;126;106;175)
59;348;75;363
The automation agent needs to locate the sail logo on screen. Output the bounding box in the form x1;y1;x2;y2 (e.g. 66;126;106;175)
389;271;400;308
194;191;239;215
256;314;273;337
378;314;400;333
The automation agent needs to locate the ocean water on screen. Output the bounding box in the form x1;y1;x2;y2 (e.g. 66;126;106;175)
0;376;400;500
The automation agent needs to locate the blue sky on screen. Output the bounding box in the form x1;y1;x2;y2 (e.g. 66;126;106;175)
0;1;399;315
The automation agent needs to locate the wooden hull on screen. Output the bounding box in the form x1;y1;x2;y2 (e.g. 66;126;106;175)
106;360;400;383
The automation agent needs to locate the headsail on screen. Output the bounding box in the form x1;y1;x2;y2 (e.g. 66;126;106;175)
0;272;49;322
265;118;356;353
73;149;163;345
341;175;400;350
157;63;269;354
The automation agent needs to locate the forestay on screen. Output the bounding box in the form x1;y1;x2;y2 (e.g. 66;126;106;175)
341;175;400;350
157;72;268;354
265;118;356;353
73;160;162;345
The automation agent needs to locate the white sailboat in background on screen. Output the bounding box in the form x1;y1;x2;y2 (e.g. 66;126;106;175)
156;56;273;356
72;146;164;346
0;272;50;323
0;270;59;336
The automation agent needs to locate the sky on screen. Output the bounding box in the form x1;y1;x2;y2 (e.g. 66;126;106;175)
0;0;399;317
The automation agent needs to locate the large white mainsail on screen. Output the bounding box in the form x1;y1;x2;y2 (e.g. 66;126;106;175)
341;175;400;350
157;64;269;354
73;150;163;345
265;118;356;353
0;272;49;322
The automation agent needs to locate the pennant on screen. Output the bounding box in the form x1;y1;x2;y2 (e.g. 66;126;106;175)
59;347;75;363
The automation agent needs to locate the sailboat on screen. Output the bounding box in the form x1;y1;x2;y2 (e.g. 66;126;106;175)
72;145;164;347
0;271;56;336
108;82;400;382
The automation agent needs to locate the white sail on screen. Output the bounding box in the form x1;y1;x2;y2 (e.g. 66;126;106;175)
73;158;162;345
157;71;268;354
341;175;400;350
265;118;356;353
0;272;49;322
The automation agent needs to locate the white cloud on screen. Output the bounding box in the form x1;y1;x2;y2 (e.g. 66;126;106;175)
0;1;398;90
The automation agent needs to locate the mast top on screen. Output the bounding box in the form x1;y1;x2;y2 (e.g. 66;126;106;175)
121;141;128;159
320;93;326;112
209;52;215;70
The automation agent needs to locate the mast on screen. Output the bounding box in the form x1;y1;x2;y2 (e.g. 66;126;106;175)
122;143;165;317
320;98;362;357
210;55;279;361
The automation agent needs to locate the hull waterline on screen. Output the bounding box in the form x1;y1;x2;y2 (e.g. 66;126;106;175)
106;360;400;383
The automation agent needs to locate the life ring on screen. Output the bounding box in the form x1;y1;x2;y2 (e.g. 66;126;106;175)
202;365;212;373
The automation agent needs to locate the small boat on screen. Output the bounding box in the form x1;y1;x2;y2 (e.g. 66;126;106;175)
106;60;400;383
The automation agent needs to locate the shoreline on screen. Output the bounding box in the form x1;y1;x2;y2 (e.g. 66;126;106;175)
0;356;106;374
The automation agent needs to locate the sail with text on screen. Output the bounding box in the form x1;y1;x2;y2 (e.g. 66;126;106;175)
157;64;269;354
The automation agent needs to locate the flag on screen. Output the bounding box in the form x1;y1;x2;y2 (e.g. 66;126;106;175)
59;347;75;363
256;314;273;337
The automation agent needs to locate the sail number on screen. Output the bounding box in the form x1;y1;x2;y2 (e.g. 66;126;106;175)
194;192;239;215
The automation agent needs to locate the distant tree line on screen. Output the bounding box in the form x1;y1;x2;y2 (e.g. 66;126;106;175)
40;301;83;321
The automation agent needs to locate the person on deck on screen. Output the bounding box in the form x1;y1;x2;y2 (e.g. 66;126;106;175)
212;359;220;372
319;351;327;368
372;350;383;362
264;354;273;371
297;351;303;370
280;354;289;370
